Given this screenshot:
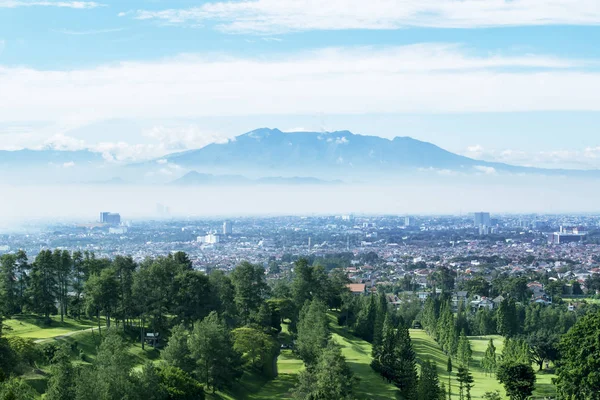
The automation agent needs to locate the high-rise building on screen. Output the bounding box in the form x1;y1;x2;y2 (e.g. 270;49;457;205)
405;216;412;227
100;212;121;225
474;212;491;227
223;221;233;235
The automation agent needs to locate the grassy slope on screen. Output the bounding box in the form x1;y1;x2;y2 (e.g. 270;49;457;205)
4;315;99;340
411;330;556;400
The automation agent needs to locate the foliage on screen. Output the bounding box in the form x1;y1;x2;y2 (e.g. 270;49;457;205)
555;310;600;399
417;360;441;400
496;362;536;400
294;342;356;400
188;311;242;392
162;324;193;373
295;300;330;367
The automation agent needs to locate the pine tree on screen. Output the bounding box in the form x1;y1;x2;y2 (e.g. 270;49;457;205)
45;345;76;400
296;300;330;367
29;250;58;321
456;366;474;400
295;342;356;400
372;291;388;349
446;357;453;400
482;339;497;376
457;331;472;369
162;324;193;373
355;294;377;342
418;360;441;400
394;324;418;400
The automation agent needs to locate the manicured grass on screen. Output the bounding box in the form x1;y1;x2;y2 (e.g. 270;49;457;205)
4;314;99;340
410;330;557;400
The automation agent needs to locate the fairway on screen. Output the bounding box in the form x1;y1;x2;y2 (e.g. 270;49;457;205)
410;329;556;400
4;315;100;340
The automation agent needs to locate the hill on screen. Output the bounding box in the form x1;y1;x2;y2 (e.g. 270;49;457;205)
171;171;338;186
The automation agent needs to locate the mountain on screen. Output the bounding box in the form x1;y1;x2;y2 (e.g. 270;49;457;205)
171;171;338;186
161;128;600;180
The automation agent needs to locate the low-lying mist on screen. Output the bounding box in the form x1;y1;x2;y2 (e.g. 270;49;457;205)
0;174;599;231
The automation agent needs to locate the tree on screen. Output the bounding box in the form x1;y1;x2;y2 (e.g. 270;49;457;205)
456;366;473;400
45;345;76;400
0;377;37;400
15;250;31;314
483;391;502;400
230;262;269;325
188;311;242;392
526;330;559;371
555;310;600;399
233;327;278;377
446;357;453;400
29;250;58;321
394;324;418;400
481;339;497;376
113;255;136;327
172;270;213;328
354;295;377;343
157;365;205;400
208;270;237;325
53;250;72;323
295;300;330;367
496;298;518;337
457;331;472;369
136;362;167;400
162;324;193;373
0;255;18;319
372;291;388;350
496;362;536;400
85;268;119;330
418;360;441;400
294;342;355;400
75;329;137;400
501;338;531;365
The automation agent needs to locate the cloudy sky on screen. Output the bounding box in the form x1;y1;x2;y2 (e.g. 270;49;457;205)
1;0;600;168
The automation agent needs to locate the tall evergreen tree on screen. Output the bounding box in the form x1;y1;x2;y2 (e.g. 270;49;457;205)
162;324;193;373
394;324;418;400
418;360;441;400
230;262;269;325
296;300;330;367
294;342;356;400
456;366;474;400
457;331;472;369
29;250;58;321
372;291;388;349
45;345;76;400
354;295;377;342
482;339;497;376
446;357;453;400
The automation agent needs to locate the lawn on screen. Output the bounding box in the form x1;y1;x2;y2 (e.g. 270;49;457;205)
4;314;100;340
330;323;399;400
410;330;556;400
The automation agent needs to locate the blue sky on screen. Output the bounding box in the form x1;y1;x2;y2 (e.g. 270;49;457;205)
1;0;600;168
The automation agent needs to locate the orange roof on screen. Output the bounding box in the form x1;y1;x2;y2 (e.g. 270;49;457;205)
347;283;366;293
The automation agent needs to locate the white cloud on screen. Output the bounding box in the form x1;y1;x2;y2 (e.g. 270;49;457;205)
62;161;75;168
463;145;600;170
474;165;498;175
132;0;600;33
0;1;102;8
1;44;600;126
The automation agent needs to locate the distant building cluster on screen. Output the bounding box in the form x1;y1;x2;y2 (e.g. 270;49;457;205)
100;212;121;225
550;226;587;244
198;234;220;244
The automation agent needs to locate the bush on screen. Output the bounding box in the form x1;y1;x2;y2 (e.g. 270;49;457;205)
39;342;59;364
158;365;205;400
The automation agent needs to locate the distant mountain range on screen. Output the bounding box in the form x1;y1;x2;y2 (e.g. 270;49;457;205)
1;128;599;184
171;171;338;186
161;128;598;180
